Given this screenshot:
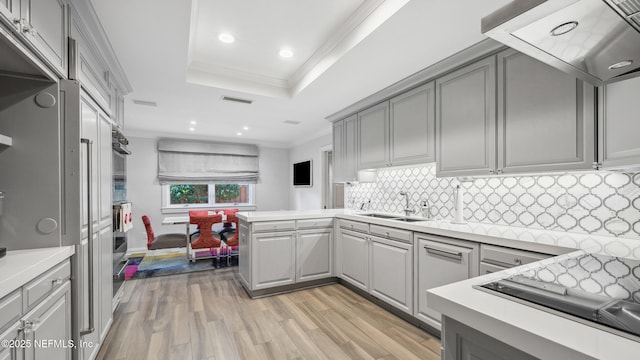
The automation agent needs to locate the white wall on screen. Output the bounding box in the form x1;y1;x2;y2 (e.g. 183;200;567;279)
126;137;290;252
288;133;333;210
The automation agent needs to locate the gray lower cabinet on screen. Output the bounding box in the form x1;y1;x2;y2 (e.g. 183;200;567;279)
497;49;595;174
241;219;335;292
599;76;640;169
369;235;413;314
479;244;550;275
415;234;478;329
436;56;496;177
252;231;297;289
297;229;333;282
389;82;436;166
358;101;389;169
23;282;72;360
339;229;369;292
442;316;537;360
0;261;72;360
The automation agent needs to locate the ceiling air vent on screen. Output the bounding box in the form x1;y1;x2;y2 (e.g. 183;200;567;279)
221;96;253;104
284;120;301;125
132;99;158;107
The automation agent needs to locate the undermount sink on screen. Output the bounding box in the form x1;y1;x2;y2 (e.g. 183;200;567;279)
360;213;401;219
359;213;435;222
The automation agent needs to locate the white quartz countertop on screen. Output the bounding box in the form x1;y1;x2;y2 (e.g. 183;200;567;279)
428;251;640;360
238;209;640;258
0;246;75;299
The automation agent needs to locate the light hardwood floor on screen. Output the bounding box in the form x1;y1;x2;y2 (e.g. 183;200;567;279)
97;268;441;360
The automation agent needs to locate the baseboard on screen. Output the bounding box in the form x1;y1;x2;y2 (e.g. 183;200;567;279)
240;277;339;299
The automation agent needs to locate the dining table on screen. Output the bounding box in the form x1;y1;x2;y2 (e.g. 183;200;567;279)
161;211;235;259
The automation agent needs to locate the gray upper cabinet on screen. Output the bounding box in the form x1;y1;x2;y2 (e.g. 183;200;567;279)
436;56;496;177
599;76;640;170
69;5;112;116
497;49;595;174
389;82;435;166
343;115;358;181
358;101;389;169
0;0;20;27
20;0;67;76
332;120;344;182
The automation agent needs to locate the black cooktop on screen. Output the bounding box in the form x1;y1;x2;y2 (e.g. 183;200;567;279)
477;253;640;342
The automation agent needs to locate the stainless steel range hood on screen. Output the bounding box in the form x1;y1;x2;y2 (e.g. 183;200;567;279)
482;0;640;85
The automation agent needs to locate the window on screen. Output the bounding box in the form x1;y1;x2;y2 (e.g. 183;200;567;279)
163;184;255;208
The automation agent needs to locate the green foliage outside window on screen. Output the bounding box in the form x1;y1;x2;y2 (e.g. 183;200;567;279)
169;184;208;204
215;184;240;202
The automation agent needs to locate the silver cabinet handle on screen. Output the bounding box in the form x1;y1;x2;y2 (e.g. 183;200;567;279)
80;138;95;336
514;258;522;265
496;169;503;174
20;319;41;334
425;245;463;261
489;169;495;174
51;278;64;286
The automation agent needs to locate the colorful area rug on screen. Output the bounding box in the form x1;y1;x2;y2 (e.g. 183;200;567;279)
124;252;237;280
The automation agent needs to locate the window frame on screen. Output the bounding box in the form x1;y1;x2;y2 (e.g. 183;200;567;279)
162;183;256;209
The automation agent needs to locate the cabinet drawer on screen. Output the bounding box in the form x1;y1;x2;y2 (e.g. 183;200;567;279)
339;219;369;233
480;244;549;268
479;262;508;275
297;218;333;229
369;224;412;243
23;261;70;310
252;220;296;233
0;289;22;334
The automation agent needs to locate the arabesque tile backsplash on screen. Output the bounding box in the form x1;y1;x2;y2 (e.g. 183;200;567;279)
345;164;640;240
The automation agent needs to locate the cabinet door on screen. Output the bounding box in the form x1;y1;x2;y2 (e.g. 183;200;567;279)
0;0;20;26
297;229;333;282
98;226;112;341
390;82;435;166
81;231;100;360
252;232;296;290
332;121;345;182
416;236;478;328
358;101;389;169
24;282;71;360
599;76;640;169
98;113;112;225
0;321;24;360
369;236;413;314
22;0;67;76
81;96;99;233
497;50;595;174
443;317;538;360
238;222;251;286
344;115;358;181
436;56;496;177
339;230;369;291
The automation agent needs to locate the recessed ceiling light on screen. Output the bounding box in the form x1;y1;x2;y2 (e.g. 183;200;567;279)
190;120;197;125
218;32;235;44
243;126;249;130
189;127;195;131
279;48;293;58
609;60;633;70
550;21;578;36
236;132;242;136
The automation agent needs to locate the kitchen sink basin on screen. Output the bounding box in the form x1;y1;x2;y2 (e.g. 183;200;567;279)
359;213;435;222
360;213;401;219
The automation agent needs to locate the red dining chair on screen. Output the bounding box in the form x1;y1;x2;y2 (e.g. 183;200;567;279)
189;212;223;249
142;215;186;250
223;213;240;266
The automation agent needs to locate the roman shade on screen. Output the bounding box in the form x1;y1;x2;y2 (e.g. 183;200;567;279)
157;139;259;184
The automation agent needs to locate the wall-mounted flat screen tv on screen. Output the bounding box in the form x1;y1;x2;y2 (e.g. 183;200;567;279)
293;160;312;187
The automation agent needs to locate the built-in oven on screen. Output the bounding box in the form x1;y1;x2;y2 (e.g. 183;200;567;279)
112;128;130;301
